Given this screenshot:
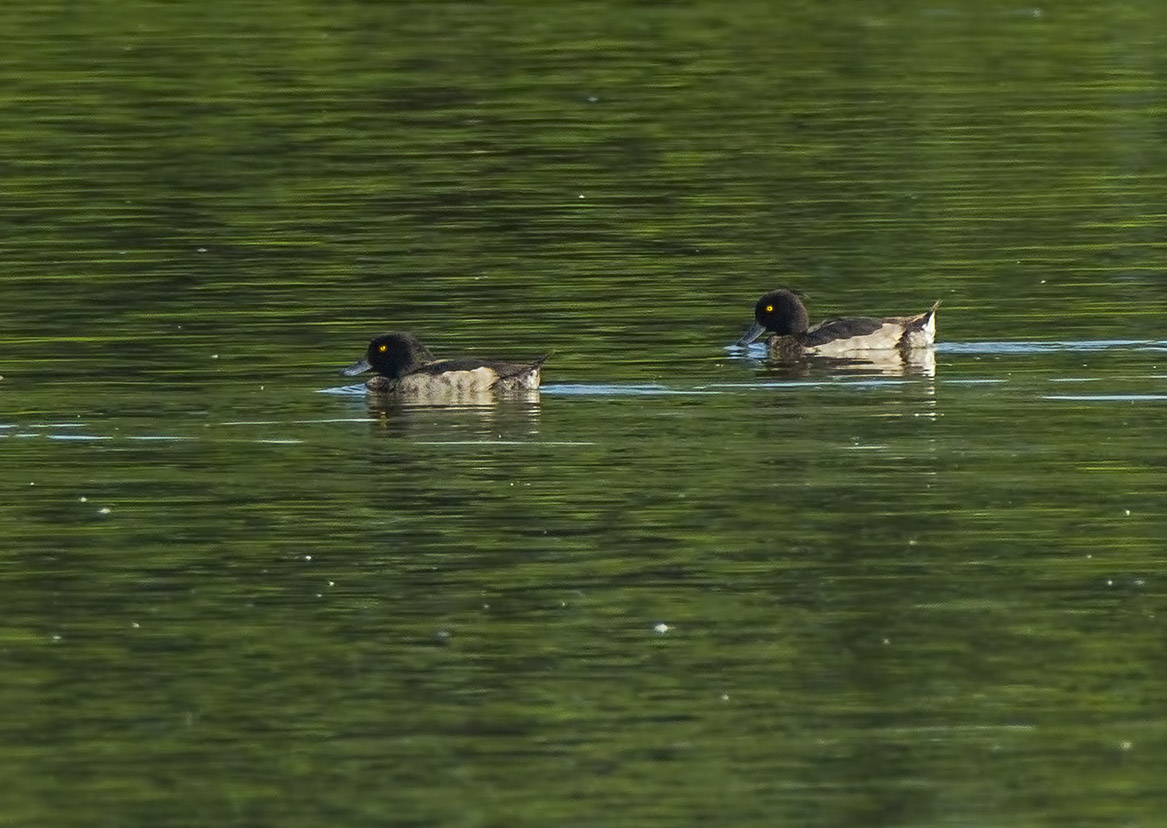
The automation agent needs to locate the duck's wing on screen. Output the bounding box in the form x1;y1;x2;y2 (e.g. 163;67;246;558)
804;317;884;347
413;358;495;375
406;355;548;391
806;301;940;352
412;354;548;376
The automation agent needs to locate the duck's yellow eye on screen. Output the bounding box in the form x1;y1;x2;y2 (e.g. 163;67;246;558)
378;344;388;353
765;304;774;313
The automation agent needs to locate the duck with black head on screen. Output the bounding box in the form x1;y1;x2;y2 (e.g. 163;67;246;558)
342;332;548;397
737;289;939;357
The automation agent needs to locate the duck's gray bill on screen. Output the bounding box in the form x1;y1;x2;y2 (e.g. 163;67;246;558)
736;321;766;347
341;357;371;376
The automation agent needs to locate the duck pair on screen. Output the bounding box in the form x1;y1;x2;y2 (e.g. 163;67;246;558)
341;289;940;394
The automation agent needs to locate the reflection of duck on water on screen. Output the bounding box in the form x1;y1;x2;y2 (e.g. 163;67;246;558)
791;347;936;377
737;289;939;357
342;332;549;402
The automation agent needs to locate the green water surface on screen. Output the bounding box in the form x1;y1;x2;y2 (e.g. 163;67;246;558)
3;2;1167;826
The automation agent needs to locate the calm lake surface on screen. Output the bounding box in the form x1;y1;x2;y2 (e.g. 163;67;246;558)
3;1;1167;826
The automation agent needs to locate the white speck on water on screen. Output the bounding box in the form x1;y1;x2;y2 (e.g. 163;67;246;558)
211;354;219;359
578;194;585;199
131;622;140;629
197;247;207;253
304;555;312;561
1107;579;1114;586
79;496;87;502
882;638;891;646
51;634;62;642
654;623;669;634
720;693;730;702
1124;509;1131;516
98;507;111;515
1120;740;1133;751
328;581;335;587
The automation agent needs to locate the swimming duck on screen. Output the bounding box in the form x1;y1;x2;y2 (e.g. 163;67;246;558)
737;289;939;355
342;332;548;396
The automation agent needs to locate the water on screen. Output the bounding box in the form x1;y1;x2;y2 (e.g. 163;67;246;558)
4;1;1167;826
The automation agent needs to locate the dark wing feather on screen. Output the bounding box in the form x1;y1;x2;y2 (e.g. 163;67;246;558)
411;358;493;375
803;317;883;347
411;354;549;379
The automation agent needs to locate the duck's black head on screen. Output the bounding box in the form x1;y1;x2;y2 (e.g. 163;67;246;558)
736;289;810;346
342;332;436;379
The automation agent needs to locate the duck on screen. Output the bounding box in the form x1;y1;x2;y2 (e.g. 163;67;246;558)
341;332;548;396
737;289;939;356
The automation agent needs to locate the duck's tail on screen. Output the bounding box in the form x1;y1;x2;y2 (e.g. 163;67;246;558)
899;301;940;349
491;352;552;390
